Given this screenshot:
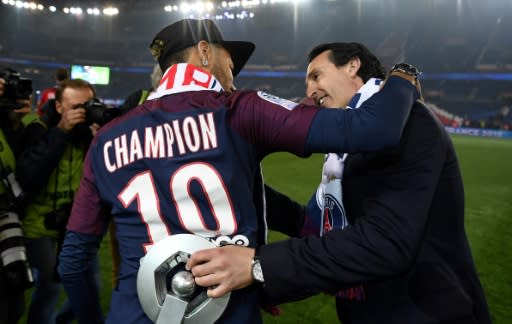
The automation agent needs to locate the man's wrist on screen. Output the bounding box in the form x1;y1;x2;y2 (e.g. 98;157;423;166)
251;246;265;283
389;71;417;87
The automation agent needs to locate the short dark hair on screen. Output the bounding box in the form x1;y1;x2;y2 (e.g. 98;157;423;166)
56;79;96;102
308;42;386;83
160;43;223;71
161;47;192;71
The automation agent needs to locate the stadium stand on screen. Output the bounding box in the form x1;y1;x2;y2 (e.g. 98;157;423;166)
1;0;511;129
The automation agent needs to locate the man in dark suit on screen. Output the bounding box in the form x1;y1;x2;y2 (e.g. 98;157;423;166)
187;42;491;323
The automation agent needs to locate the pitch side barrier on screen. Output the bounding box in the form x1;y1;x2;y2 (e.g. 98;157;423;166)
445;127;512;139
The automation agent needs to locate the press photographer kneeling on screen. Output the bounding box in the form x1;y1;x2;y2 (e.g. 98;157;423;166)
16;78;118;324
0;67;35;324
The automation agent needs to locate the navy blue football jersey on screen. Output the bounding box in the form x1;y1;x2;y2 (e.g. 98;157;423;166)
69;89;319;323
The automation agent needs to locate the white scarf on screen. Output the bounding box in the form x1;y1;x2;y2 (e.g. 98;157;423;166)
317;78;383;207
328;78;383;170
147;63;224;101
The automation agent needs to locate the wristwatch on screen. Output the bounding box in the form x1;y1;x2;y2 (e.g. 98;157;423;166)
390;63;422;80
251;257;265;283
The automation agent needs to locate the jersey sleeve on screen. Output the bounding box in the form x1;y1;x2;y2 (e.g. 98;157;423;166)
66;147;107;236
227;76;418;158
225;90;319;157
58;231;104;324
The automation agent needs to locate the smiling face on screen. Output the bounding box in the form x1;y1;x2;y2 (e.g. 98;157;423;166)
305;50;363;109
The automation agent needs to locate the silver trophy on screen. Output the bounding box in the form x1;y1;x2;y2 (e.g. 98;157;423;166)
137;234;230;324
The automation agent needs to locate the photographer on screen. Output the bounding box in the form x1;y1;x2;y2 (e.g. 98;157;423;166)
1;71;35;324
16;79;104;324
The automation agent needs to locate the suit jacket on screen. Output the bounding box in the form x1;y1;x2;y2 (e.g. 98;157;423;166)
261;102;491;324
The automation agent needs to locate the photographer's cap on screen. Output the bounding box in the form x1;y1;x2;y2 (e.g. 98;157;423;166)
150;19;255;77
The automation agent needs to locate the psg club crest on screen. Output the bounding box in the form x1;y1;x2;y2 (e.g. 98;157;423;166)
320;179;348;236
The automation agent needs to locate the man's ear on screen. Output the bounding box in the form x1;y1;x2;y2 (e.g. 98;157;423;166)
196;40;211;67
55;100;63;114
348;57;361;77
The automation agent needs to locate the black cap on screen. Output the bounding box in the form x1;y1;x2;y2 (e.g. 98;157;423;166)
150;19;255;77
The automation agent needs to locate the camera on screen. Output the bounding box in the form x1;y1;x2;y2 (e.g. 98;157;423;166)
0;68;33;110
0;211;34;291
80;98;122;126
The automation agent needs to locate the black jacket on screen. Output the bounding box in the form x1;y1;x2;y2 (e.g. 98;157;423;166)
16;100;92;193
262;102;491;324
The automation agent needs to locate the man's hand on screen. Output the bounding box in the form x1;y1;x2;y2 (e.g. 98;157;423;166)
13;98;32;115
90;123;101;136
186;245;255;298
57;107;86;132
389;70;423;100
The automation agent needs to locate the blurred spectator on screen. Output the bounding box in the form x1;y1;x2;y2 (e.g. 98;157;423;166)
0;71;36;324
16;79;99;324
36;67;69;116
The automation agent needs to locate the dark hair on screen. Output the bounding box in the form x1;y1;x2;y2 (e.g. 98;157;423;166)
55;67;69;82
160;43;224;71
161;47;193;71
55;79;96;102
308;42;386;83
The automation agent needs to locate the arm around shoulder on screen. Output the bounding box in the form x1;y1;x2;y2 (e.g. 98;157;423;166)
304;75;420;155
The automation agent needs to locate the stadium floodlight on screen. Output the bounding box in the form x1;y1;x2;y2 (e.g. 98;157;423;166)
70;7;83;15
103;6;119;16
180;2;191;13
0;0;255;20
87;7;100;15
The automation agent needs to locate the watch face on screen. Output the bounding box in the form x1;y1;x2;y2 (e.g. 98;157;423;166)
392;63;420;78
252;259;264;283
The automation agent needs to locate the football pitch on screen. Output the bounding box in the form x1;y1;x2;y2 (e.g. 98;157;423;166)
28;135;510;323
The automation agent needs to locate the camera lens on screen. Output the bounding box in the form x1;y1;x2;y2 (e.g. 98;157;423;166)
0;211;34;291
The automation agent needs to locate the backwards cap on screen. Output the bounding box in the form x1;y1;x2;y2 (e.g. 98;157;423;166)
149;19;255;77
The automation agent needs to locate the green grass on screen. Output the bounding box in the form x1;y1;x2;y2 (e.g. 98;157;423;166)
21;135;512;323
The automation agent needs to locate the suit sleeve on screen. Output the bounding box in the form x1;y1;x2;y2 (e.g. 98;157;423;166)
304;76;419;154
259;105;448;304
264;184;305;238
228;76;418;158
